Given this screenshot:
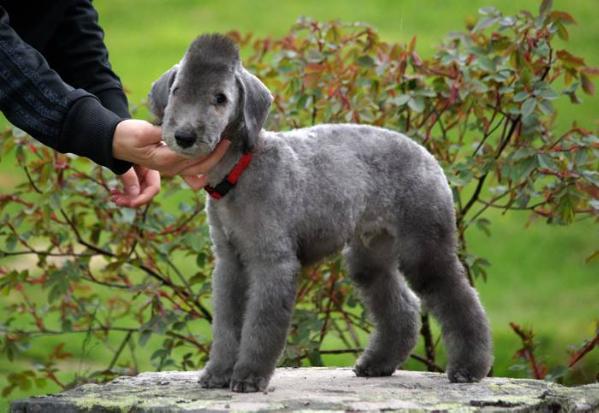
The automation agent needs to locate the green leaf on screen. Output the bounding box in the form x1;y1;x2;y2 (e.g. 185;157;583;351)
473;17;498;32
120;208;137;224
537;154;559;170
391;94;411;106
139;330;152;347
499;17;516;27
407;96;425;113
538;99;554;116
536;87;559;100
305;49;324;63
539;0;553;16
555;21;569;41
476;218;492;237
477;55;496;72
49;192;61;210
513;91;529;102
510;157;538;182
582;170;599;187
521;97;537;119
356;55;375;68
581;72;595;96
5;233;17;252
512;147;537;161
479;6;498;16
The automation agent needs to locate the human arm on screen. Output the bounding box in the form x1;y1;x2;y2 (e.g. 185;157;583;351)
0;5;131;174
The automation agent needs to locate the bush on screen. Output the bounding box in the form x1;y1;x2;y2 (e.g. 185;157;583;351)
1;2;597;396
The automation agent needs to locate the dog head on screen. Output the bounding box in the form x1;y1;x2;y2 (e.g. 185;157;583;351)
148;34;272;157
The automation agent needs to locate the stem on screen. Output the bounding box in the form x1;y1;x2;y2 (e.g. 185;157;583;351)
107;331;132;371
420;313;437;372
461;115;520;218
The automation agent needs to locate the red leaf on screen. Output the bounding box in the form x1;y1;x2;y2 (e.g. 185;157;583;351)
549;10;577;25
408;35;417;53
556;50;585;68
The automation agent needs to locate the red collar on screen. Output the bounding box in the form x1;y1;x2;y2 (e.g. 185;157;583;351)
204;151;253;200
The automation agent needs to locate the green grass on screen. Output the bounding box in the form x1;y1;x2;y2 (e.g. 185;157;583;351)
1;0;598;410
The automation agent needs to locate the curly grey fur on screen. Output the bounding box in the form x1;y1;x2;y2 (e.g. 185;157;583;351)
148;33;493;393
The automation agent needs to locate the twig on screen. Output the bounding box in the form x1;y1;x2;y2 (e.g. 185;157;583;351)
420;313;437;372
319;272;339;344
410;353;444;373
107;331;132;371
568;330;599;368
23;167;43;194
510;322;547;379
461;116;520;217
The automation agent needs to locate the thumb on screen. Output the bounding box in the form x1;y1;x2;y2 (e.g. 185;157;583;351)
119;168;141;196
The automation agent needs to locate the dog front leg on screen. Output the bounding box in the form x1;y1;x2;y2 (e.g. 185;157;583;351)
230;257;299;392
199;245;247;389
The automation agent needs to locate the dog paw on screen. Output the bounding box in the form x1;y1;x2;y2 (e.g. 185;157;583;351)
230;368;269;393
198;369;231;389
353;357;397;377
447;367;480;383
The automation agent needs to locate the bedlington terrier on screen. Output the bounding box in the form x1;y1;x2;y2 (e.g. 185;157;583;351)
148;34;493;393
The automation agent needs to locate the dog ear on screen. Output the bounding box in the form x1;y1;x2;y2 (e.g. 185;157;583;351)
147;65;178;124
235;66;272;150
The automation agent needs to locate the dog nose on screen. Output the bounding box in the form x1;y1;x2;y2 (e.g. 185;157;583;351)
174;131;197;148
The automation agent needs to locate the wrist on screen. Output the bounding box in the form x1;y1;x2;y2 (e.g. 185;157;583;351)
112;120;132;162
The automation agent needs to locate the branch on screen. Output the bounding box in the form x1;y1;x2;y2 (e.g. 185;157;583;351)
23;166;43;194
410;354;445;373
107;331;132;371
568;330;599;368
0;326;208;353
461;115;520;217
509;322;547;379
316;346;445;373
60;209;116;257
0;249;96;258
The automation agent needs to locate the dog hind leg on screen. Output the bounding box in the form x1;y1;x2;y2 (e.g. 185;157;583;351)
345;236;421;377
399;237;493;382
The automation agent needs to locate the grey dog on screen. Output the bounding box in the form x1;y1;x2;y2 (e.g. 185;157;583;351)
148;34;493;393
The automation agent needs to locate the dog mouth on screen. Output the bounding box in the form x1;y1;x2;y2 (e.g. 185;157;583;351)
163;135;216;158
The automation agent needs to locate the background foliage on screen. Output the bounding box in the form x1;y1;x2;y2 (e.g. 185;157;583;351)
0;0;597;408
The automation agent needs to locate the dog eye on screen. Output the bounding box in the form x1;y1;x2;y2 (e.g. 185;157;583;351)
172;87;179;96
214;93;227;105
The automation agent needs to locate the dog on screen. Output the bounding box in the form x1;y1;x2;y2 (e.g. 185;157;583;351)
148;33;493;393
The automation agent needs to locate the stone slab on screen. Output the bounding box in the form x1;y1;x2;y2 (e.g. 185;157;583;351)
10;368;599;412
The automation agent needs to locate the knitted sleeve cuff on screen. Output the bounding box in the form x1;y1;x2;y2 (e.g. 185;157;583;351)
60;90;132;175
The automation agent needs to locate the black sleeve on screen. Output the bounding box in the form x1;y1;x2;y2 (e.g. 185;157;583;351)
45;0;130;119
0;6;131;174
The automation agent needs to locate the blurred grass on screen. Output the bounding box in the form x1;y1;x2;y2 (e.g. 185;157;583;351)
1;0;598;409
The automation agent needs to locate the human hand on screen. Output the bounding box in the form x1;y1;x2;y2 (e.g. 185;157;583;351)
112;119;230;177
111;165;160;208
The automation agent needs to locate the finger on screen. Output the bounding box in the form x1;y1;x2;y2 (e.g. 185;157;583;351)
133;122;163;146
144;124;163;145
128;168;161;208
182;175;208;190
178;139;231;176
118;168;141;197
111;195;132;207
149;145;196;175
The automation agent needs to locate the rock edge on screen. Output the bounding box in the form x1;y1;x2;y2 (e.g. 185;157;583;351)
10;367;599;412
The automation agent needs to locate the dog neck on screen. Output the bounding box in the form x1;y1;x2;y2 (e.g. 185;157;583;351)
205;139;245;185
